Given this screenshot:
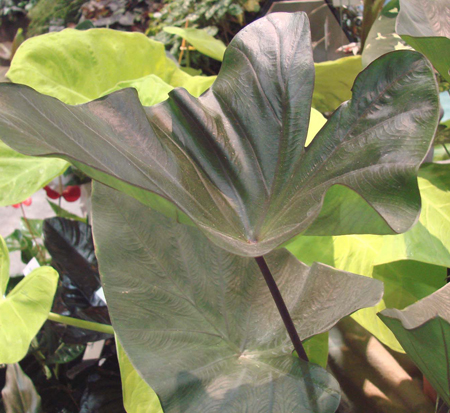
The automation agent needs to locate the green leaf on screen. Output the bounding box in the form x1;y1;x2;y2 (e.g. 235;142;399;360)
48;200;87;223
374;164;450;268
117;340;163;413
362;0;412;68
0;13;439;256
7;28;216;105
1;363;41;413
0;140;68;207
0;235;9;296
379;283;450;405
396;0;450;82
312;55;362;113
163;26;226;61
0;265;59;364
302;332;329;369
92;182;384;412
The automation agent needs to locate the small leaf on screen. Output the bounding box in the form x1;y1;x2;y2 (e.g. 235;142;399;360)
2;363;41;413
163;26;226;61
48;200;87;223
0;141;68;207
92;182;384;412
379;283;450;405
116;340;163;413
396;0;450;82
0;266;59;364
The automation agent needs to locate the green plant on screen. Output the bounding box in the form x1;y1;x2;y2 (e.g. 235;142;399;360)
0;11;443;412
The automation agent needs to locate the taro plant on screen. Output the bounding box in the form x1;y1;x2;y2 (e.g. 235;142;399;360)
0;11;442;412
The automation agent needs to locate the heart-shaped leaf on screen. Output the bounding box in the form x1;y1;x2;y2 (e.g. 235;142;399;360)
379;283;450;405
91;182;384;412
0;13;439;256
0;235;59;364
396;0;450;82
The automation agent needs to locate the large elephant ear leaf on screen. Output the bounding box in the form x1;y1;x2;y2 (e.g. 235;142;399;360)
91;181;384;413
379;284;450;405
396;0;450;82
0;12;439;256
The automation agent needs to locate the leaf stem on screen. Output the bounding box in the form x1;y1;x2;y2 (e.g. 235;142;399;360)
20;204;45;263
254;256;309;362
47;312;114;335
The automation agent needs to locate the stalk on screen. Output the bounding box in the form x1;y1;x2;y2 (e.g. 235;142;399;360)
20;204;45;263
48;312;114;335
254;256;309;362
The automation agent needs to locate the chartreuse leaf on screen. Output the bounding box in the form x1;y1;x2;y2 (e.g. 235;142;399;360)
0;13;439;257
379;284;450;405
163;26;227;61
92;182;384;412
117;339;163;413
0;236;59;363
362;0;412;68
0;140;68;207
312;55;362;113
287;164;450;352
396;0;450;82
7;28;216;105
1;234;9;295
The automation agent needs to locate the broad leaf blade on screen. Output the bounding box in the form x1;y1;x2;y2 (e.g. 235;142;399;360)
0;141;68;207
396;0;450;82
0;13;439;256
7;28;215;105
92;182;384;412
1;363;41;413
0;266;59;364
379;284;450;405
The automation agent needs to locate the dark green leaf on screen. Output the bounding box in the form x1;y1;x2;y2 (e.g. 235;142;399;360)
43;217;100;303
379;283;450;405
92;182;385;412
396;0;450;82
1;364;41;413
0;13;439;256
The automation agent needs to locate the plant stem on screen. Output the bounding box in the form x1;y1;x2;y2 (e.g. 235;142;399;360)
47;312;114;335
254;256;309;362
20;204;45;263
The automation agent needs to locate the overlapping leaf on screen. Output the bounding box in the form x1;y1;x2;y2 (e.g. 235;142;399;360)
0;13;440;256
0;140;68;206
0;235;59;364
396;0;450;82
379;284;450;405
287;164;450;351
91;182;384;412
